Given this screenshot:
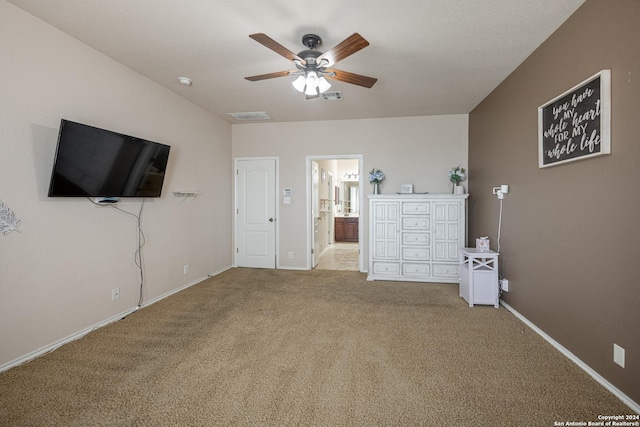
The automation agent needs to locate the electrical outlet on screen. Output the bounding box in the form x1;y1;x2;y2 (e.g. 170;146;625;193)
183;264;189;275
613;344;625;368
500;279;509;292
288;252;294;259
112;287;120;301
493;185;509;199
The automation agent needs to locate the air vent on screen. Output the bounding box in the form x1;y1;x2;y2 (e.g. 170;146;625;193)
227;111;272;121
322;91;343;101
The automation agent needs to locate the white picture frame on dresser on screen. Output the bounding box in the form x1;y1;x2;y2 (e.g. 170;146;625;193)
367;193;469;283
399;183;413;194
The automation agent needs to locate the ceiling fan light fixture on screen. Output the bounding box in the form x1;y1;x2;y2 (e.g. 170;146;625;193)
292;75;306;92
304;84;317;97
293;71;331;96
246;32;376;96
317;76;331;93
305;71;319;91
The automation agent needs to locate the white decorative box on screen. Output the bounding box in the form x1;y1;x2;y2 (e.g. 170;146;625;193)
476;236;490;251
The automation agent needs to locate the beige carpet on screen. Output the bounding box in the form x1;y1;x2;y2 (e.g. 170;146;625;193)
0;268;631;426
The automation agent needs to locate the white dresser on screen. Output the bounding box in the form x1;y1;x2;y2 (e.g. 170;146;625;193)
367;194;469;283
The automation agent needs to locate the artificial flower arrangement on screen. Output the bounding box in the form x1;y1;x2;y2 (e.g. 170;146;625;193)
448;166;466;186
368;168;385;183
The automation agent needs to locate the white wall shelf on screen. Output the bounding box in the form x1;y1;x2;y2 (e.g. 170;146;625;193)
172;191;200;203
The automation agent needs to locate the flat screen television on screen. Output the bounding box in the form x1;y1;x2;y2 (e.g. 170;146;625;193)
48;120;171;198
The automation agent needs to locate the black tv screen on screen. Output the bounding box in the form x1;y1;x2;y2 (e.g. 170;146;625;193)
48;120;171;198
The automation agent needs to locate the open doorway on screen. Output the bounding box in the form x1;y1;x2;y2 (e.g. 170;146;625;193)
307;155;363;272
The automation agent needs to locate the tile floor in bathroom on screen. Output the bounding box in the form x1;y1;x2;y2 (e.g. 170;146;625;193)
315;242;360;271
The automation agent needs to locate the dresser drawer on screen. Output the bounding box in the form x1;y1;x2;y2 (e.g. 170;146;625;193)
402;263;430;276
372;262;400;275
402;232;430;246
402;217;429;230
432;263;459;278
402;202;429;215
402;247;430;261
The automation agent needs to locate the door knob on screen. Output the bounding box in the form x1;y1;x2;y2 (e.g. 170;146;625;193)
269;218;274;222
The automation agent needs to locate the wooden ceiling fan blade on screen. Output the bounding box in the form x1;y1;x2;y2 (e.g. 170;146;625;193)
317;33;369;66
245;70;292;81
249;33;305;65
325;68;377;88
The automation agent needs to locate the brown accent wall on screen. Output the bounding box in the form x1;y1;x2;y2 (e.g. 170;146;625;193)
469;0;639;404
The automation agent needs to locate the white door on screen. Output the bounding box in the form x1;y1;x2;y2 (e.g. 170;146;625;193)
311;161;320;268
236;159;276;269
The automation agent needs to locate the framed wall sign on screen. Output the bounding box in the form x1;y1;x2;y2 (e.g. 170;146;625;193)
538;70;611;168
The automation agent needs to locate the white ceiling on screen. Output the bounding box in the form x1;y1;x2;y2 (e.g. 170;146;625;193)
9;0;585;124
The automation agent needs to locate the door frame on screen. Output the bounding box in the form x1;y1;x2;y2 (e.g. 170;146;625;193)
233;156;280;268
311;160;321;268
305;154;364;271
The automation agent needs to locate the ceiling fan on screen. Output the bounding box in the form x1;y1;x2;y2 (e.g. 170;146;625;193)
245;33;377;99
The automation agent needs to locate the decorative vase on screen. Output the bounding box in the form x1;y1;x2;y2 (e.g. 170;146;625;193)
454;185;464;195
373;182;380;194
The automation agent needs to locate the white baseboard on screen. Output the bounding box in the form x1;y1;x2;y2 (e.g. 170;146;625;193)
500;300;640;414
278;266;367;272
0;307;136;373
141;266;231;308
0;266;232;374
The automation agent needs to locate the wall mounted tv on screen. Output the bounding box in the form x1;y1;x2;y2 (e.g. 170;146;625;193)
48;120;171;198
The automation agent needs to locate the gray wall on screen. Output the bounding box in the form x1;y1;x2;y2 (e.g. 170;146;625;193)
468;0;639;404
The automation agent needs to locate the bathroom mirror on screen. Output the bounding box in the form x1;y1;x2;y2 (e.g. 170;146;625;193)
342;182;359;215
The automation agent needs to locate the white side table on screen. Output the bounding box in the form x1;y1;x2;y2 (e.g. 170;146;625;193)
459;248;499;308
